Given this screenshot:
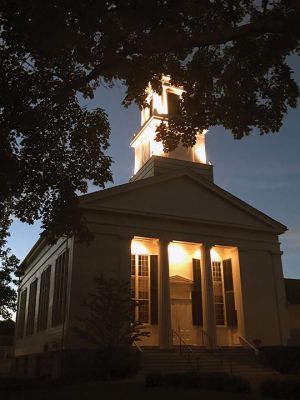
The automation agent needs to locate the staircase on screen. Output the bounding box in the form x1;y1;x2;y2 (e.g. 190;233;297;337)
140;346;275;375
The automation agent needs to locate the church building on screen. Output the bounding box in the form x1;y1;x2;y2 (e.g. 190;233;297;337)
14;77;298;377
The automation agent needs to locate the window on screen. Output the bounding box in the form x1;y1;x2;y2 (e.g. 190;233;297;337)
52;249;69;327
37;266;51;331
16;288;27;338
167;91;180;117
26;279;38;336
212;261;225;325
131;254;150;323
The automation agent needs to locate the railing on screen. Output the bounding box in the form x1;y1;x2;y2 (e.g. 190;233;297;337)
133;340;143;352
201;329;233;373
172;329;194;364
238;335;259;355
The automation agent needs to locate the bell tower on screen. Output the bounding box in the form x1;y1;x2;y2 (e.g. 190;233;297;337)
130;76;213;182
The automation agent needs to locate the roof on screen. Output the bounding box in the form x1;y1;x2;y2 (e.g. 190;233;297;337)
285;279;300;304
80;168;287;233
19;168;287;274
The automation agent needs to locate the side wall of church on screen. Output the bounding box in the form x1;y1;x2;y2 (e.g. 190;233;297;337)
66;232;132;349
13;237;74;378
238;248;289;346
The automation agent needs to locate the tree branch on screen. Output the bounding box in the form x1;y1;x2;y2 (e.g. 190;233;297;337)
63;12;300;97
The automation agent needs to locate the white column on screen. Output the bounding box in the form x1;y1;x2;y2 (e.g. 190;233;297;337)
201;243;217;349
158;239;172;349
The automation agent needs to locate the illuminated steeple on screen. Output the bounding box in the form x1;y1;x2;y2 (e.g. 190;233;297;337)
130;76;213;182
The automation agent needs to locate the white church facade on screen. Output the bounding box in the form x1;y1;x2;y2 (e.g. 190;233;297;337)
14;78;299;377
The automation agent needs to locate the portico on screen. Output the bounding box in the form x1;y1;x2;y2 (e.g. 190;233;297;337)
130;237;240;349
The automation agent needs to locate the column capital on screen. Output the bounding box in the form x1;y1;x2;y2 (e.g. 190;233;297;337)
201;242;214;250
158;237;171;245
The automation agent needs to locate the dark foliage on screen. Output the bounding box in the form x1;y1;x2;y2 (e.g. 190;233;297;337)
145;373;164;388
180;372;202;389
260;378;300;399
0;0;299;259
260;346;300;374
202;372;227;391
75;275;149;379
0;248;19;319
144;371;250;392
94;346;141;379
222;374;251;393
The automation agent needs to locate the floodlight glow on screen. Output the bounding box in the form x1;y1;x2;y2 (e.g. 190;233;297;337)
211;248;221;261
131;240;149;255
168;243;189;265
151;139;164;156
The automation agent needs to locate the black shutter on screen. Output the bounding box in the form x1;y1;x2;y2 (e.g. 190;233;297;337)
192;258;203;326
223;259;237;327
150;255;158;325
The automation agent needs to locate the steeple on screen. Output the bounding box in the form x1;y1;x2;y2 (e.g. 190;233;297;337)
130;76;213;182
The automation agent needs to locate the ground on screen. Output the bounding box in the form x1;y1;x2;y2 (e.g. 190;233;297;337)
1;378;270;400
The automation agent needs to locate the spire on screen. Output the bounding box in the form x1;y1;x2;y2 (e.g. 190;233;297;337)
130;76;213;182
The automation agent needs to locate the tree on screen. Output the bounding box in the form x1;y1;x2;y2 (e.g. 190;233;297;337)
0;0;299;250
77;275;149;348
0;248;19;319
75;275;149;378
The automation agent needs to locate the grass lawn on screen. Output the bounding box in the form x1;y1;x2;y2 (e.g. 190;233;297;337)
2;379;267;400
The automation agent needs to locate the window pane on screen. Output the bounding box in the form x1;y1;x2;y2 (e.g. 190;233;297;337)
212;261;225;326
131;254;150;323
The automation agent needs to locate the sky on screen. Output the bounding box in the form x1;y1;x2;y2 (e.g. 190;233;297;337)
7;58;300;279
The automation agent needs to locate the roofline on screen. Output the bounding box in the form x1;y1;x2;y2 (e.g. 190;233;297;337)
80;168;287;233
18;234;47;274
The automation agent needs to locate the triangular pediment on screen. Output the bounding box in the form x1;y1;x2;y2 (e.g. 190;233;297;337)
80;170;286;233
170;275;194;284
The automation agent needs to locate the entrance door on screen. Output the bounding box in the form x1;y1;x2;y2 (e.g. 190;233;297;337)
170;278;193;344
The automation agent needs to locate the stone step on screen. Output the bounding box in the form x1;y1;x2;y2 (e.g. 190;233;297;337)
139;346;274;375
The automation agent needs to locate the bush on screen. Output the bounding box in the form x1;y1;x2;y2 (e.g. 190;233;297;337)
164;373;182;387
95;346;141;379
202;372;227;391
145;373;164;387
223;375;251;393
260;379;300;399
180;372;202;389
260;347;300;374
144;371;251;393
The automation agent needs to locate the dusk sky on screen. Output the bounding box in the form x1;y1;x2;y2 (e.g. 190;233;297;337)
7;56;300;279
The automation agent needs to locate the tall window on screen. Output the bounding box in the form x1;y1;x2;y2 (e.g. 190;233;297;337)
131;254;150;323
212;261;225;325
16;288;27;338
167;91;180;116
37;265;51;331
52;249;69;327
26;279;38;336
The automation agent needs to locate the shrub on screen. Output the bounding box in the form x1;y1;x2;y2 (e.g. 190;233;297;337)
223;375;251;393
164;373;182;387
180;372;202;389
145;373;164;387
260;379;300;399
260;347;300;374
95;346;141;379
202;372;228;391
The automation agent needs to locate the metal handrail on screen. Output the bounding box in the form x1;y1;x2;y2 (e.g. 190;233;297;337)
238;335;259;355
201;328;226;370
172;329;195;366
172;329;193;353
133;340;143;352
